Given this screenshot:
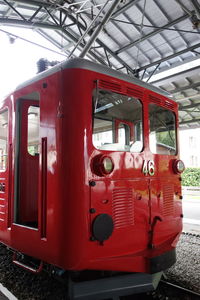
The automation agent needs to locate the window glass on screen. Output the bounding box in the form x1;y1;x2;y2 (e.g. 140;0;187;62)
93;89;143;152
149;104;177;155
0;109;8;170
27;106;40;156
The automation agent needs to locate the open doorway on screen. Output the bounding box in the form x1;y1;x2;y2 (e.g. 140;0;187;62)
14;92;40;229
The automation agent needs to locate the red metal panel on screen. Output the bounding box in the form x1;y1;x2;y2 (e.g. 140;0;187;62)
0;63;182;274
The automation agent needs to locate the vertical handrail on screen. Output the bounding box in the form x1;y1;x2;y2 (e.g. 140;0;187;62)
7;143;12;228
41;137;47;238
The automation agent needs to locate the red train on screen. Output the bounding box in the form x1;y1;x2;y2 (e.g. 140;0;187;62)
0;58;184;299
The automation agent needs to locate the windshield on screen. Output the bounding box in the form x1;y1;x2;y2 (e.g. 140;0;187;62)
149;104;177;155
93;89;143;152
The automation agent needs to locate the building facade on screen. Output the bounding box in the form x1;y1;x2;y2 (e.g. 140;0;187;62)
179;128;200;168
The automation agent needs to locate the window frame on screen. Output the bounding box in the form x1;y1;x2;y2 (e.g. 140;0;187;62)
0;107;9;172
27;105;40;157
148;103;177;156
92;88;144;153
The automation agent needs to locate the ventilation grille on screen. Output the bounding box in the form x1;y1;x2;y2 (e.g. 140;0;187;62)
163;185;174;216
127;87;143;99
164;100;175;110
0;179;6;223
149;95;162;105
99;80;122;93
0;199;5;222
112;188;134;229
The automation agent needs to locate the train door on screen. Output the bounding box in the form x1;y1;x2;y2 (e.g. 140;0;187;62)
14;96;40;228
148;102;181;247
91;87;150;255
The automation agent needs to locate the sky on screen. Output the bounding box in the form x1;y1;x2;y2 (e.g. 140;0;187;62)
0;27;66;98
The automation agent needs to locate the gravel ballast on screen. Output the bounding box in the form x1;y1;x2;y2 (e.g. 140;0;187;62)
165;232;200;294
0;232;199;299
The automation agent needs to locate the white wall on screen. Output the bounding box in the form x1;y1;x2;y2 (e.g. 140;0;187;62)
179;128;200;168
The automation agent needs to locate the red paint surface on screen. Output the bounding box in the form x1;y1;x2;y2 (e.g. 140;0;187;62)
0;65;182;273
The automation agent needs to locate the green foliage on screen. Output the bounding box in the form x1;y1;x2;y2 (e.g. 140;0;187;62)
156;130;176;148
181;168;200;186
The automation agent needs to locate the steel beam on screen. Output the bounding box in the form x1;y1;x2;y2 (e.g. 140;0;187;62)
112;0;140;18
138;42;200;72
3;0;26;20
191;0;200;19
174;0;193;17
80;0;121;58
67;14;136;73
12;0;53;8
0;17;61;30
69;0;110;58
6;0;136;74
170;82;200;94
115;14;189;54
180;118;200;125
179;102;200;110
151;64;200;85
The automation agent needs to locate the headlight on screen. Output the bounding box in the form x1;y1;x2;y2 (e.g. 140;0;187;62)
173;159;185;174
102;156;114;174
92;155;114;176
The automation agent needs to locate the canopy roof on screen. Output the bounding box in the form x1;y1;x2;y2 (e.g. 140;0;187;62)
0;0;200;128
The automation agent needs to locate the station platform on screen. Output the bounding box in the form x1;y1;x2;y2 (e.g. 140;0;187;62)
0;284;17;300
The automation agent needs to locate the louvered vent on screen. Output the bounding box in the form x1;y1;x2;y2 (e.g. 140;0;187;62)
112;188;134;229
99;80;122;93
163;185;174;216
0;197;5;223
164;100;175;110
0;179;6;223
127;87;143;99
149;95;162;105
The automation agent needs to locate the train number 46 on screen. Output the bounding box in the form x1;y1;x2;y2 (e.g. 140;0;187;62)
142;160;155;176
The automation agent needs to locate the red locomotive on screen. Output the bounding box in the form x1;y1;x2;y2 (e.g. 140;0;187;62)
0;58;184;299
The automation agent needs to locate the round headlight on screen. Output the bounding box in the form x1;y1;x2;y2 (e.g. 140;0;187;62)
173;160;185;174
92;155;114;176
102;157;114;174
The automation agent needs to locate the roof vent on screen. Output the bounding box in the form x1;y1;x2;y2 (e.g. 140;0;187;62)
164;100;175;110
149;95;162;105
127;87;143;99
99;80;122;93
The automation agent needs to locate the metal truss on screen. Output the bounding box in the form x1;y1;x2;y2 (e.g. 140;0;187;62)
1;0;200;128
0;0;137;74
1;0;199;76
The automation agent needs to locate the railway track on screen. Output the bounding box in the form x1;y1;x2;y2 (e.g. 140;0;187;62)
158;280;200;299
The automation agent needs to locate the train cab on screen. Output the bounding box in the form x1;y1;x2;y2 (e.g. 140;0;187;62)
0;58;184;298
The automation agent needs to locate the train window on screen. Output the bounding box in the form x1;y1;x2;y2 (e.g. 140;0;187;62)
93;90;143;152
0;109;8;171
118;123;130;145
149;104;177;155
27;106;40;156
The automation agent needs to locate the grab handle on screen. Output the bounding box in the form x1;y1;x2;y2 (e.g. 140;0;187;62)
13;253;43;274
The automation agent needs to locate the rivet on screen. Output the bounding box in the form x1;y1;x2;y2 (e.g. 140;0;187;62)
89;208;96;214
89;181;96;187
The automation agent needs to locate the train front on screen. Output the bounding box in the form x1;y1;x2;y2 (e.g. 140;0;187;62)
62;66;183;278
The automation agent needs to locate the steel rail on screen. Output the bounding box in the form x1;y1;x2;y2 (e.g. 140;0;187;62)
160;280;200;298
